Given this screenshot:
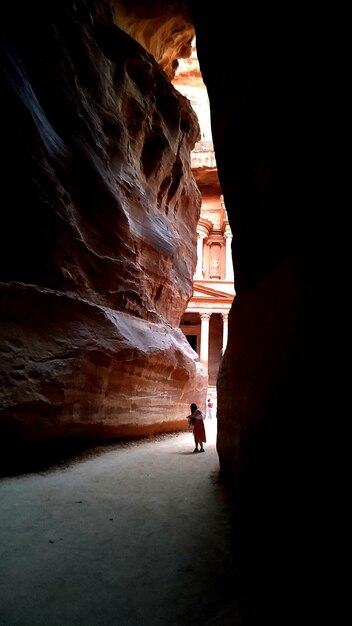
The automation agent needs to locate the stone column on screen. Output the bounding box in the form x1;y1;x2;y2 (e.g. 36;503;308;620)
221;313;229;354
195;235;204;278
224;227;234;280
200;312;211;366
195;226;208;279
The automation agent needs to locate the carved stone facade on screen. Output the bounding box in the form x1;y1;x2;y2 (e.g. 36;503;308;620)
180;194;235;386
174;41;235;387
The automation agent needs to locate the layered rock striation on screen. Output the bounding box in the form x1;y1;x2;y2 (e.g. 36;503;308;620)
0;0;207;456
109;1;194;80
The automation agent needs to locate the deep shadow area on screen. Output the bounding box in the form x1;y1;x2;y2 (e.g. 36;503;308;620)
0;431;185;478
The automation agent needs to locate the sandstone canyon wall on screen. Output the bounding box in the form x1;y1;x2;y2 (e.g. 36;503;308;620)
0;0;207;461
190;1;340;621
0;0;342;619
109;0;194;81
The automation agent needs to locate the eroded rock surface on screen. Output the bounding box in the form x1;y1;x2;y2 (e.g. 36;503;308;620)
0;0;206;454
110;1;194;80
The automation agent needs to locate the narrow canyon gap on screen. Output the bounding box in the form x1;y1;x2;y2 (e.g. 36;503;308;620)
0;1;344;623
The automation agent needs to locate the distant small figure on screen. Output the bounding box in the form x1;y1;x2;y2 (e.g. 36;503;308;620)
186;403;206;453
207;398;214;419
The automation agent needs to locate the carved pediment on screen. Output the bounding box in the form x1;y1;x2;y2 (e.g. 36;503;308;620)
193;283;234;300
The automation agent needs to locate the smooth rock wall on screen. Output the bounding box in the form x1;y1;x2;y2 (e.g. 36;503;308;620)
190;1;339;621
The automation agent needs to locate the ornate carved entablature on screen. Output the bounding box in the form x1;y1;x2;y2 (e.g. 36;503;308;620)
186;302;232;311
197;217;212;238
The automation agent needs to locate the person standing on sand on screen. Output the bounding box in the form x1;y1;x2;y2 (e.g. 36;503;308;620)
207;398;214;419
186;403;206;453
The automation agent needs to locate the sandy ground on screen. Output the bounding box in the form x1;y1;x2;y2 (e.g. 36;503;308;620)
0;417;242;626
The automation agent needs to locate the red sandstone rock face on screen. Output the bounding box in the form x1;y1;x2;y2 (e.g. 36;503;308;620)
110;1;194;80
0;1;207;449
